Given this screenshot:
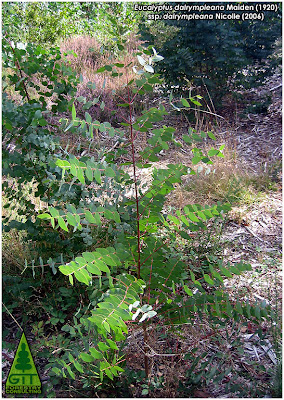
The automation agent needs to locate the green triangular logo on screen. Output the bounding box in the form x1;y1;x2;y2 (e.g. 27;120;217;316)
5;331;41;395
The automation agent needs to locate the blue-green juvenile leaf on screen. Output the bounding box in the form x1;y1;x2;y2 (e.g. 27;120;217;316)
93;169;102;184
73;360;84;373
184;285;193;296
58;216;68;232
77;167;85;184
144;64;154;73
85;210;98;224
208;149;220;157
85;112;92;124
105;167;116;177
72;103;76;120
181;98;190;107
203;274;215;285
80;353;94;362
49;207;60;218
89;348;103;359
137;55;146;66
187;212;199;222
86;165;93;181
74;269;90;285
37;213;51;220
207;131;216;140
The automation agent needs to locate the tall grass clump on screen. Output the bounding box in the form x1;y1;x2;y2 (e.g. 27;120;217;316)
60;35;144;125
181;143;278;208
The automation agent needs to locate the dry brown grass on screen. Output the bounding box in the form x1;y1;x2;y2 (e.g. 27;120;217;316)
60;35;143;124
166;142;277;211
2;179;45;273
2;230;34;274
60;34;140;80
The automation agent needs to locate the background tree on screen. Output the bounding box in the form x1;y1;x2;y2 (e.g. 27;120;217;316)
2;2;85;45
2;2;142;47
139;1;282;103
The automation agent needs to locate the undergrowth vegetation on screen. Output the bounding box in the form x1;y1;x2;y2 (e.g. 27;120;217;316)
2;5;282;398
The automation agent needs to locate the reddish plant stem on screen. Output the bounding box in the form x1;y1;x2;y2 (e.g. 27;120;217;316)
116;93;129;104
141;244;164;267
126;71;150;378
127;81;141;280
155;261;180;304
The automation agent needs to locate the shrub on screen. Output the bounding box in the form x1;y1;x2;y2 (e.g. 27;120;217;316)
139;4;282;103
2;2;95;46
2;37;85;260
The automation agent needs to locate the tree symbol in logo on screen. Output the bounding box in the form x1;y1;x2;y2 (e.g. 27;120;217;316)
15;343;32;373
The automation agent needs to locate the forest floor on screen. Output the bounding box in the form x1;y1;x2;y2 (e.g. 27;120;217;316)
2;71;282;398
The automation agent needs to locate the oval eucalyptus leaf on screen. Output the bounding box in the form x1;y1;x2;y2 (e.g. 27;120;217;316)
144;64;154;73
137;55;146;66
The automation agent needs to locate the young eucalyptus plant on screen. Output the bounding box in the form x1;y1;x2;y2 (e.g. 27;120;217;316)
37;44;269;383
3;35;269;386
